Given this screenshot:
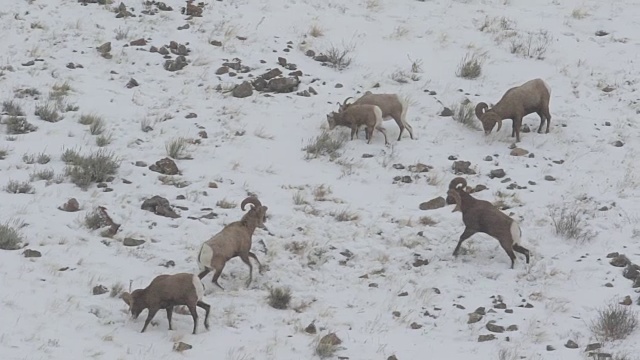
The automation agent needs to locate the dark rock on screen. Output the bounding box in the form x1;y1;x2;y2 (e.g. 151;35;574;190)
483;156;493;161
161;260;175;267
319;333;341;346
412;259;429;267
164;56;188;72
141;195;180;218
506;324;518;331
313;54;329;62
97;42;111;54
158;46;169;55
546;345;555;351
468;312;483;324
215;66;229;75
613;140;624;147
305;49;316;57
585;343;602;352
474;184;488;192
23;249;42;258
335;83;343;88
392;163;405;170
232;81;253;98
521;124;531;133
185;113;197;119
400;176;412;183
149;157;179;175
123;237;146;247
478;334;496;342
419;197;446;210
595;30;609;36
486;321;505;333
260;68;282;80
210;40;222;47
474;307;486;315
622;264;640;280
489;169;506;179
173;342;192;352
565;340;579;349
410;322;422;329
126;78;139;88
610;254;630;267
59;198;80;212
305;322;317;334
544;175;556;181
92;285;108;295
268;77;300;93
130;38;147;46
252;77;268;91
620;295;632;305
440;107;453;117
453;160;475;175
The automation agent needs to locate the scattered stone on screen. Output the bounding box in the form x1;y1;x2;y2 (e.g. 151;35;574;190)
319;333;342;346
164;56;188;72
268;77;300;93
585;343;602;352
410;322;423;329
398;292;408;297
149;157;179;175
305;322;317;334
474;184;488;192
23;249;42;258
478;334;497;342
126;78;139;88
313;54;329;62
610;254;629;267
177;24;189;30
335;83;343;88
506;325;518;331
544;175;556;181
453;161;476;175
493;302;507;309
141;195;180;218
59;198;80;212
129;38;147;46
362;154;374;158
309;86;317;95
448;155;458;160
419;197;445;211
369;283;378;288
489;169;506;179
486;321;505;333
483;156;493;161
215;66;229;75
210;40;222;47
620;295;633;305
392;311;401;317
521;124;531;133
232;81;253;98
387;356;398;360
565;340;579;349
595;30;609;36
474;307;486;315
546;345;555;351
97;41;111;54
510;148;529;156
123;237;146;247
161;260;175;268
612;140;624;147
623;264;640;280
392;163;405;170
208;182;218;189
412;259;429;267
185;112;197;119
440;107;453;117
604;282;613;287
602;86;615;93
305;49;316;57
158;46;169;55
92;285;108;295
468;312;483;324
173;342;192;352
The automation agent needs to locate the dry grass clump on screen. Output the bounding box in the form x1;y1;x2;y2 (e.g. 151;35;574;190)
456;52;483;79
589;303;637;341
267;287;291;310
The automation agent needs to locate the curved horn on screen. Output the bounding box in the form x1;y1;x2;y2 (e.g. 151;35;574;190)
448;177;468;190
241;196;262;211
343;97;354;106
475;102;488;119
496;119;503;132
447;189;462;212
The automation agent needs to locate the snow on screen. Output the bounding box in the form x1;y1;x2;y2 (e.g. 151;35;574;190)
1;0;639;359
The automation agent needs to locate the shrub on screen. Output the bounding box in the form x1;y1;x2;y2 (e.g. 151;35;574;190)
324;44;354;70
165;137;188;159
2;100;25;116
64;149;120;189
590;303;637;341
5;180;34;194
0;223;23;250
303;131;346;160
216;198;236;209
89;117;105;135
456;53;483;79
550;206;596;243
5;116;37;134
34;103;63;122
267;287;291;310
451;101;479;130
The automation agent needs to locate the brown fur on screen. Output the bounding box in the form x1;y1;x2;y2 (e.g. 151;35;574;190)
197;196;268;289
338;92;414;141
475;78;551;142
326;104;389;145
121;273;210;334
447;177;530;268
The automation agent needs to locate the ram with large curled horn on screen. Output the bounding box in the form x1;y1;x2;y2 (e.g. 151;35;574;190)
197;196;269;289
447;177;530;269
475;78;552;142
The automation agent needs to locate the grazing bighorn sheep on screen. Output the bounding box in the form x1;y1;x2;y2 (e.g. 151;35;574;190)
327;104;389;145
121;273;210;334
197;196;268;289
447;177;530;268
339;92;414;141
475;78;551;142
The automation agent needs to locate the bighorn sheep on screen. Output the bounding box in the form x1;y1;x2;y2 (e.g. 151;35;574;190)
326;104;389;145
122;273;210;334
475;78;551;142
447;177;530;268
197;196;268;289
339;92;414;141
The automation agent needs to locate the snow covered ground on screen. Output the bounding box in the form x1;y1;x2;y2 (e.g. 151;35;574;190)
1;0;640;359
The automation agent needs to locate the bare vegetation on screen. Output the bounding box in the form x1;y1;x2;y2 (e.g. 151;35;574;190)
451;101;479;130
64;149;120;189
30;168;55;181
324;43;354;70
456;52;483;79
216;198;237;209
267;287;292;309
165;137;189;159
590;303;637;341
89;117;105;135
509;30;553;60
308;24;323;37
550;206;596;243
79;113;100;125
0;222;24;250
5;180;34;194
5;116;37;134
2;100;25;116
303;131;347;160
34;103;63;122
331;208;360;222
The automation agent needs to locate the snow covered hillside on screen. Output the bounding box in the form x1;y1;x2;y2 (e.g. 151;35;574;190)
1;0;640;359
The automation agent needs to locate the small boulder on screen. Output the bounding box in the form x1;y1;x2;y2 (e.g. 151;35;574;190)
489;169;506;179
468;312;483;324
59;198;80;212
478;334;496;342
232;81;253;98
319;332;341;346
92;285;108;295
305;322;317;334
23;249;42;258
149;157;179;175
565;340;579;349
268;77;300;93
610;254;630;267
486;321;505;333
123;237;146;247
452;160;475;175
510;147;529;156
141;195;180;218
173;342;192;352
419;197;446;210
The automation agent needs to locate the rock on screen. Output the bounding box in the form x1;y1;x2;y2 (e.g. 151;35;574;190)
362;154;374;158
309;86;317;95
440;107;454;117
161;260;175;268
633;277;640;288
319;333;341;346
398;292;408;297
565;340;579;349
164;56;188;72
489;169;506;179
544;175;556;181
493;302;507;309
215;66;229;75
252;78;268;91
623;264;640;279
173;342;192;352
198;131;208;139
585;343;602;352
510;147;529;156
158;46;169;55
305;49;316;57
412;259;429;267
486;321;505;333
149;157;179;175
23;249;41;258
392;163;405;170
268;77;300;93
387;356;398;360
521;124;531;133
232;81;253;98
595;30;609;36
468;312;483;324
506;325;518;331
602;86;615;93
400;176;412;183
410;322;423;329
208;182;218;188
478;334;497;342
483;156;493;161
610;254;629;267
123;237;146;247
135;161;147;167
126;78;139;88
419;197;446;210
313;54;329;62
408;163;431;173
613;140;624;147
222;61;242;71
129;38;147;46
185;113;197;119
453;160;475;175
620;295;633;305
59;198;80;212
474;307;486;315
141;195;180;218
546;345;555;351
92;285;108;295
474;184;488;192
97;41;111;54
209;40;222;47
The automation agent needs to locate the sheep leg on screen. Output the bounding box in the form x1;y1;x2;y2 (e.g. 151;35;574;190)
350;124;358;140
249;252;264;274
513;244;531;264
197;268;211;280
165;306;173;330
366;126;374;144
542;108;551;133
376;125;389;145
497;240;517;269
392;117;405;141
141;307;160;333
239;253;254;287
186;303;199;335
452;228;478;257
535;111;546;134
210;262;226;290
512;117;522;142
197;301;211;330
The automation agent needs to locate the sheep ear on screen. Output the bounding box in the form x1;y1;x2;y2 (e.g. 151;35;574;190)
121;292;132;306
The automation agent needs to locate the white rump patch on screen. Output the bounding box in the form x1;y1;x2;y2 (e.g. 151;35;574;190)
542;80;551;95
192;274;204;301
198;244;214;273
510;221;522;245
373;105;383;126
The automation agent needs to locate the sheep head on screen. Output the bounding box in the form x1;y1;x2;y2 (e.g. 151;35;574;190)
448;177;468;191
447;189;462;213
337;96;354;112
326;112;338;130
241;196;269;231
475;102;503;135
121;289;146;319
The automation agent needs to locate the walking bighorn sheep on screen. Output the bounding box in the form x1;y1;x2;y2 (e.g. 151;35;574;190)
447;177;530;268
475;78;551;142
327;104;389;145
339;92;414;141
122;273;211;334
197;196;268;289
